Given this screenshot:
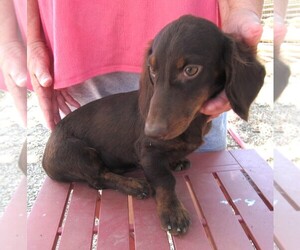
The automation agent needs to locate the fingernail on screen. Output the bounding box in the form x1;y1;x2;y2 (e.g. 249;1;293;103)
39;75;52;87
15;75;27;87
10;71;27;87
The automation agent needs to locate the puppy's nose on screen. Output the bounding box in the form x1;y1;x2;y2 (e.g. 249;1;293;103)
144;122;168;138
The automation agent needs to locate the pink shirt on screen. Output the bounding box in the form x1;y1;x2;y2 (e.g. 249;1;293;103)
38;0;220;89
0;1;220;91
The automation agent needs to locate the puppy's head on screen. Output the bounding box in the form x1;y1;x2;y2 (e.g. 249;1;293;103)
139;15;265;140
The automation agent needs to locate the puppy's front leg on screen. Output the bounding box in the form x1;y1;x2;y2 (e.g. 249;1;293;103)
141;148;190;235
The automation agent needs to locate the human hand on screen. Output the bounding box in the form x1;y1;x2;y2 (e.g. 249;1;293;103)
200;8;263;119
200;90;231;121
0;41;27;125
28;41;80;130
221;8;263;47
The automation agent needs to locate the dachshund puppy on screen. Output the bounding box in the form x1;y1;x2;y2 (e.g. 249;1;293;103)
43;15;265;235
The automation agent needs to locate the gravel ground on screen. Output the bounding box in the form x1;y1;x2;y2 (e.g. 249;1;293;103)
27;94;50;211
0;93;26;216
0;43;299;215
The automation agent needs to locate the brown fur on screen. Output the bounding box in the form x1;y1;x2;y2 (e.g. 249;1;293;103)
43;15;265;235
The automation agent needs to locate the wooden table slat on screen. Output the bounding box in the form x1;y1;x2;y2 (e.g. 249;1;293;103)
229;149;273;207
187;151;237;169
173;175;213;250
189;173;254;250
132;196;170;250
217;171;273;250
97;190;130;250
28;178;71;250
0;177;26;250
59;183;99;250
274;188;300;249
274;149;300;207
186;164;242;176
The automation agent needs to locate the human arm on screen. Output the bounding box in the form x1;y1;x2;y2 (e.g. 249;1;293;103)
0;0;27;125
27;0;80;130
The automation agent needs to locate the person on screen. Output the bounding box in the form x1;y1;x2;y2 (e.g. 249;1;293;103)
0;0;27;175
27;0;264;151
0;0;27;126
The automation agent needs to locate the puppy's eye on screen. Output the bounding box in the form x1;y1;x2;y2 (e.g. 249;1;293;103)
184;65;202;78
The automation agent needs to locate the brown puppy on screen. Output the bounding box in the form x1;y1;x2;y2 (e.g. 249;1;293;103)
43;15;265;235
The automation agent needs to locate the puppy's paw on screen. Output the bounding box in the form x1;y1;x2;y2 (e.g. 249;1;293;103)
129;178;153;199
159;202;190;235
170;159;190;172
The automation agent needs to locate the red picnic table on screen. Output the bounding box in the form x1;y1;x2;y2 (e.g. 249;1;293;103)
25;149;275;250
274;150;300;249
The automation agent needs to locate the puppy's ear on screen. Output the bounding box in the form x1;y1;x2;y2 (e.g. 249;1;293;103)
138;41;154;119
223;36;266;121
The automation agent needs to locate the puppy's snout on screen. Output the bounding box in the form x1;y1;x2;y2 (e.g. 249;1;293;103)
145;121;168;139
